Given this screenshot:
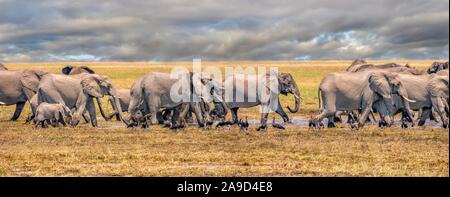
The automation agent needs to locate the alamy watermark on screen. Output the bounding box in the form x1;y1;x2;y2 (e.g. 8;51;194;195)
169;59;280;113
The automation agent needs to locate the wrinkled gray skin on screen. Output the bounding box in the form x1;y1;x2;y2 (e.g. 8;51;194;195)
220;72;301;130
127;72;217;128
36;73;127;127
0;63;7;70
106;89;131;121
386;72;449;128
313;71;414;128
0;69;48;120
62;65;95;75
427;62;449;74
34;102;72;128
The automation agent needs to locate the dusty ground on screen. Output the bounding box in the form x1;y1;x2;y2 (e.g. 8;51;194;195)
0;60;448;176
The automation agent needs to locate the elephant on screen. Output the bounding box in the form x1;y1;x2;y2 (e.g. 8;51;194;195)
311;71;415;129
346;59;413;73
36;73;127;127
127;72;219;128
217;72;301;130
62;65;95;75
427;62;449;74
34;102;72;128
105;89;131;121
0;63;7;70
0;69;48;120
372;73;449;128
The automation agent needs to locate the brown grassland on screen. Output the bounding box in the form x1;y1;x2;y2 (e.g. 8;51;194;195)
0;60;448;176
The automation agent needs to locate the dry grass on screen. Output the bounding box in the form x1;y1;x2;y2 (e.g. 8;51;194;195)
0;60;448;177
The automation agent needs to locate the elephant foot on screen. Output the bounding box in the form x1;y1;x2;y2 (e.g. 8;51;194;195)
418;120;426;126
327;121;335;128
163;121;171;128
308;120;316;128
401;122;408;128
256;125;267;131
333;116;342;123
378;120;388;128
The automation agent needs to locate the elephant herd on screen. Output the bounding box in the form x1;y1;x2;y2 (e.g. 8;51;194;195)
311;60;449;129
0;60;448;131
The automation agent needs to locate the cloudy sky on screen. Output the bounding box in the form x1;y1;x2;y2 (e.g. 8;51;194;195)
0;0;448;61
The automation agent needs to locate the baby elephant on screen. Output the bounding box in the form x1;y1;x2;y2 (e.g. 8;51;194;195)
34;103;72;128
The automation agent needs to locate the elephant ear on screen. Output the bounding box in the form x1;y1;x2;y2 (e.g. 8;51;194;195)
428;76;449;97
62;66;74;75
81;75;103;98
267;70;279;94
80;66;95;74
368;72;391;99
21;69;48;93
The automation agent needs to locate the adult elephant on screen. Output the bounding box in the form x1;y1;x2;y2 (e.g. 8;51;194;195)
311;71;415;129
62;65;95;75
0;69;48;120
381;72;449;128
127;72;220;128
427;62;449;74
219;72;300;130
0;63;7;70
36;73;127;127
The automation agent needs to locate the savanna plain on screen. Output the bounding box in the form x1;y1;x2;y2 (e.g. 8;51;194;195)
0;60;448;176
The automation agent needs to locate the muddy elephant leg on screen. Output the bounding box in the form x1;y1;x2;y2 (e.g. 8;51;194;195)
59;117;67;127
432;97;449;128
192;102;205;128
170;107;180;129
418;108;430;126
275;100;289;123
178;103;190;123
231;108;239;124
256;112;269;131
85;98;97;127
11;102;26;121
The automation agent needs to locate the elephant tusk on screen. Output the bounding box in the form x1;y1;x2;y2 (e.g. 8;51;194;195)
401;95;416;103
0;101;5;105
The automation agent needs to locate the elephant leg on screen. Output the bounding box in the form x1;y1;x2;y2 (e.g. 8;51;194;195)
170;107;181;129
432;97;449;128
178;103;190;123
231;108;239;124
418;108;430;126
59;117;66;127
327;117;335;128
312;110;334;128
82;111;91;123
256;112;269;131
275;100;289;123
146;94;160;125
192;103;205;128
11;102;26;121
358;98;374;129
86;98;97;127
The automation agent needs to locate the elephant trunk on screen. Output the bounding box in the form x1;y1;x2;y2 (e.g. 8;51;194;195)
287;80;300;113
112;95;130;126
96;97;110;121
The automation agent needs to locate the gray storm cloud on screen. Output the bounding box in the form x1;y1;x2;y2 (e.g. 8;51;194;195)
0;0;448;61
